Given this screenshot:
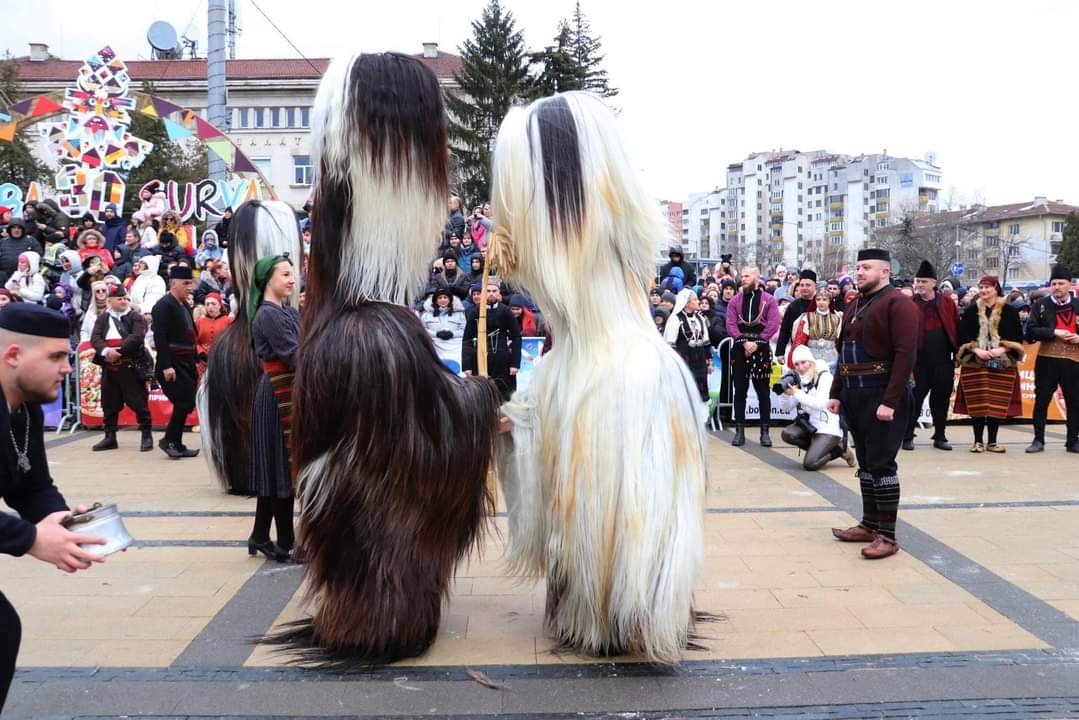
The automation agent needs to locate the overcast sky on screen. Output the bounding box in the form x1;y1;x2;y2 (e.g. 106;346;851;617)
2;0;1075;206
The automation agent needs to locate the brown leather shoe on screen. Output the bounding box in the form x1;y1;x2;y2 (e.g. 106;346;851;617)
861;536;900;559
832;525;877;543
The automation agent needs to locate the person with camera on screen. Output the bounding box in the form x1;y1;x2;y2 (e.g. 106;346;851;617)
827;249;917;560
953;275;1025;453
90;285;153;452
0;304;108;712
777;345;854;470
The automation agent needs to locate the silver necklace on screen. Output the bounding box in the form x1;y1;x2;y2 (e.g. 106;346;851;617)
9;406;30;473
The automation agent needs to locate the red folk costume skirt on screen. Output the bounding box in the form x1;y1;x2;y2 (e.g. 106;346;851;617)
954;365;1022;419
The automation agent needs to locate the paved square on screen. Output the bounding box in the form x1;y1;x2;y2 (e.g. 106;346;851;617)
3;425;1078;718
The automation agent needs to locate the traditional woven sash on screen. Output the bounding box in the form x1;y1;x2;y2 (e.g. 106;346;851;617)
261;359;295;483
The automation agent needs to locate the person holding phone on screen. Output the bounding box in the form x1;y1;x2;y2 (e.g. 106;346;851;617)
0;304;107;712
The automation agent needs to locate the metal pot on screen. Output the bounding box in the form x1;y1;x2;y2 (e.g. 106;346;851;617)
62;503;134;555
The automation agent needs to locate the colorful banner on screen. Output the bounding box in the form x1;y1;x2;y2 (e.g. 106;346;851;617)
77;341;198;428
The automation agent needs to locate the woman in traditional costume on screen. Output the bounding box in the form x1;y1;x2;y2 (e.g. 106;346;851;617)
954;275;1025;453
246;255;300;562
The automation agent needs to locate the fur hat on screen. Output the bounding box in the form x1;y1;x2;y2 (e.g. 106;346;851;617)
1050;265;1072;282
915;260;936;280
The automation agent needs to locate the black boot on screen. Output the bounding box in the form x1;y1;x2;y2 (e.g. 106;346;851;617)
732;424;746;447
140;430;153;452
92;431;118;452
759;424;772;447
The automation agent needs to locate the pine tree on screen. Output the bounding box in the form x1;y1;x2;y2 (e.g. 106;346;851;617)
1056;212;1079;274
446;0;530;205
0;59;52;190
528;21;586;99
121;82;207;217
568;1;617;98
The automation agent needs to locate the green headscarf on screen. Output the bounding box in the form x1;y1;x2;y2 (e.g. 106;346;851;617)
247;254;292;330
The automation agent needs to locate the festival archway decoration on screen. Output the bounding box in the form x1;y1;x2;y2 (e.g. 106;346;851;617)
0;45;276;221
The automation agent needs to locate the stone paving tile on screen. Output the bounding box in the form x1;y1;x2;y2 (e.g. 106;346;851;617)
1;545;259;667
826;425;1079;506
4;431;1063;671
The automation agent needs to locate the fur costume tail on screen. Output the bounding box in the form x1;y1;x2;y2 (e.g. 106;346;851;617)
490;92;708;664
200;200;302;493
279;51;502;664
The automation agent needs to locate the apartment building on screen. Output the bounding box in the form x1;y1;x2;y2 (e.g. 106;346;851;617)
683;149;942;272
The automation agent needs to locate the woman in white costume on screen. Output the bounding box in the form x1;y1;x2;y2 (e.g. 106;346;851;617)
491;92;709;664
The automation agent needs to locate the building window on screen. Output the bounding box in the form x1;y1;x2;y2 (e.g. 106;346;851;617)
293;155;312;186
269;108;280;128
251;157;272;177
987;256;999;269
985;236;1000;247
301;107;311;128
234;107;249;128
254;108;265;128
1009;223;1020;235
700;208;708;216
967;249;978;261
1053;221;1065;233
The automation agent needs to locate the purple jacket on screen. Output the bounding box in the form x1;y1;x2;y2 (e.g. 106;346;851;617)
725;288;780;342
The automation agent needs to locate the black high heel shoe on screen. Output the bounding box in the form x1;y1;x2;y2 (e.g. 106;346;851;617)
248;538;288;561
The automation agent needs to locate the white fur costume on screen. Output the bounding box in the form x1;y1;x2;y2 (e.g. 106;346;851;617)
491;92;708;664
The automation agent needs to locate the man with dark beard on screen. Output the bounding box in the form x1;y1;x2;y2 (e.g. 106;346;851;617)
904;260;959;451
1025;265;1079;453
463;282;522;401
0;305;107;712
725;266;780;447
828;249;918;560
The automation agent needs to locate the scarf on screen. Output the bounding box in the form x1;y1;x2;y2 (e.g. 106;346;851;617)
246;254;292;331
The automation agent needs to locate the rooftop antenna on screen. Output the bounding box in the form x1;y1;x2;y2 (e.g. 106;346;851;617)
147;21;180;60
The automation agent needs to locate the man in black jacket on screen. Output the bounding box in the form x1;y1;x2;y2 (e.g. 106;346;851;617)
1024;265;1079;453
151;266;199;459
463;282;522;401
659;245;697;287
445;196;466;242
90;286;153;452
0;304;106;712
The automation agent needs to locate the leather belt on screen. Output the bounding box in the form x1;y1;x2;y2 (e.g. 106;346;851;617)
838;361;892;377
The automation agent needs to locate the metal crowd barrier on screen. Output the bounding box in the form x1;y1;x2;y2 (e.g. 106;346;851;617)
708;336;734;432
54;347;82;435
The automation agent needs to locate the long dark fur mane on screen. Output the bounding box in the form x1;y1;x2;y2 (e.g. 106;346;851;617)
202;200;301;494
272;52;502;666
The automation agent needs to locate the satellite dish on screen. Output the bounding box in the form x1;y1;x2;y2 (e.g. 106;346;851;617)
924;150;938;165
147;21;179;55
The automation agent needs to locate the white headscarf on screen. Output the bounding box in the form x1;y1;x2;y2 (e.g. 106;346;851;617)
672;288;695;317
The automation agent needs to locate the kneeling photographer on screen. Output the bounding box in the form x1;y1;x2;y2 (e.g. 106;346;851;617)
777;346;854;471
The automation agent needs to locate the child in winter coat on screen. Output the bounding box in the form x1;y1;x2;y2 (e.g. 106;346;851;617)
132;182;167;226
77;229;115;269
5;251;47;303
195;229;224;269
